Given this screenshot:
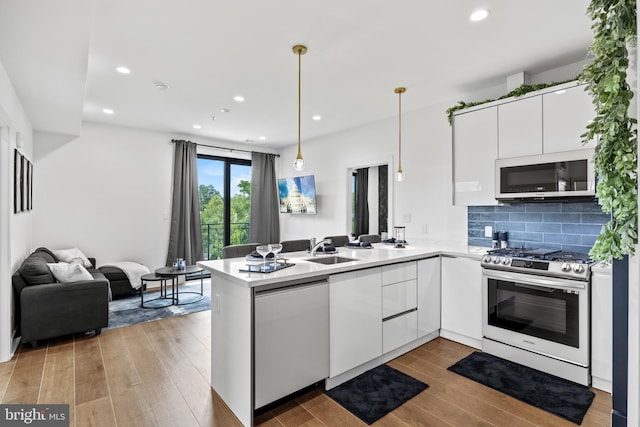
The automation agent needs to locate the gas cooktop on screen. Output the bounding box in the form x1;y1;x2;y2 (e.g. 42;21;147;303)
487;247;593;263
482;247;595;280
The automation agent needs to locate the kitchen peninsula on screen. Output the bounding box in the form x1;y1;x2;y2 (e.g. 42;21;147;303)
198;242;484;426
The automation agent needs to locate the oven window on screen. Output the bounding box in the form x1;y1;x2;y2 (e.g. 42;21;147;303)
487;278;579;347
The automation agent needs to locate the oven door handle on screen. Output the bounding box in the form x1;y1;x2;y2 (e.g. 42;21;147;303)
515;283;556;293
482;269;586;291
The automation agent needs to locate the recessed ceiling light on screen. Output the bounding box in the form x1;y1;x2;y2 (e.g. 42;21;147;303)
220;108;230;113
470;9;489;21
312;115;322;121
116;66;131;74
193;124;202;129
233;95;245;102
102;108;114;115
153;80;170;91
259;136;266;141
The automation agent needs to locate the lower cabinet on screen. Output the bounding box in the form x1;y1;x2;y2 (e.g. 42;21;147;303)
329;268;382;377
591;263;612;392
382;263;418;353
383;311;418;353
440;255;482;348
417;257;441;338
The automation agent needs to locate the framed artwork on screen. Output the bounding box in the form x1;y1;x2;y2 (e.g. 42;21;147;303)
28;160;33;210
13;149;19;213
20;154;25;212
13;149;33;213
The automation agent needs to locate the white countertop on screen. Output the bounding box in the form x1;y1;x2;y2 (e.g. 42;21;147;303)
198;241;486;288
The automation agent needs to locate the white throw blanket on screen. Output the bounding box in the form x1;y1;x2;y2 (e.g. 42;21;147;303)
100;261;150;290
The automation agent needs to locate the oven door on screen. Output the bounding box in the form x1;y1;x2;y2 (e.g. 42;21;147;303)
482;268;589;366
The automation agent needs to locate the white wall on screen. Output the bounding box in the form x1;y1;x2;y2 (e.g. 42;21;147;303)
277;99;469;245
0;59;33;362
33;122;175;271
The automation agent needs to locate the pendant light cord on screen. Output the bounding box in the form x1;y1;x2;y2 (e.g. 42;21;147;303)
398;90;402;170
297;49;302;158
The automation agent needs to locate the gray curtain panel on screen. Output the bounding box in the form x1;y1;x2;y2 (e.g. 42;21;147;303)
355;167;369;237
250;152;280;244
166;140;204;266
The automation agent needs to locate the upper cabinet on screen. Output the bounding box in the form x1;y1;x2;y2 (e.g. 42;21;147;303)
451;81;595;205
543;84;597;153
497;82;596;159
452;106;499;206
498;96;543;158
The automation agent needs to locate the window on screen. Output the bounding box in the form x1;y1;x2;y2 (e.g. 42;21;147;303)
197;155;251;259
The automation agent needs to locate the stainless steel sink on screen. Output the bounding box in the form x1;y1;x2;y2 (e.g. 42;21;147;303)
305;256;357;265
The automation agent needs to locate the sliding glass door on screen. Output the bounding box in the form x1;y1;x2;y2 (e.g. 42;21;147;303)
197;155;251;259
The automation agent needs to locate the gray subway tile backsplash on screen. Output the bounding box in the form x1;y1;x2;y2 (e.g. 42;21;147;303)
468;200;609;253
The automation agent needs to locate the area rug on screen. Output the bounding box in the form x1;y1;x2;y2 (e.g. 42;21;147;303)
447;351;594;425
107;281;211;330
325;364;428;425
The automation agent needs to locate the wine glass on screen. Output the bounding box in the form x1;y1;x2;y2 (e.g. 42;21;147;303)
269;243;283;265
256;245;271;271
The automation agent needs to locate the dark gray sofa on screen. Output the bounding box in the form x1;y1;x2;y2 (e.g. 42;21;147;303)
12;247;109;347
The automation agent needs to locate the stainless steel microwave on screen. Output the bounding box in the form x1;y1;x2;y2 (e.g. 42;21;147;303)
495;149;596;201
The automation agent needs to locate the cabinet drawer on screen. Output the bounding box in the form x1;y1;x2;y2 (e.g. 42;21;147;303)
382;279;417;318
383;311;418;353
382;262;417;286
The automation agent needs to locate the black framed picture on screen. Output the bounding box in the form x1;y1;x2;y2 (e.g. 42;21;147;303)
13;149;20;213
28;159;33;210
19;154;25;212
13;150;33;213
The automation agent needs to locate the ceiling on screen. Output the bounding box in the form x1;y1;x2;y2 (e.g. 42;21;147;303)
0;0;594;148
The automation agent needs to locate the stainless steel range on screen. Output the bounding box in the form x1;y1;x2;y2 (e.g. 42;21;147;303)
481;247;596;385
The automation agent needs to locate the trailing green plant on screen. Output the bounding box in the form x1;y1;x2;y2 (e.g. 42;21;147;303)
446;78;577;124
581;0;637;262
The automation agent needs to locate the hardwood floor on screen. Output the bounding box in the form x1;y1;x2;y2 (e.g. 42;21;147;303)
0;310;611;426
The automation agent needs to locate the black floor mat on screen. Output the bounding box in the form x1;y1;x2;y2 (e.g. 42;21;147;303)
448;351;595;425
325;364;428;425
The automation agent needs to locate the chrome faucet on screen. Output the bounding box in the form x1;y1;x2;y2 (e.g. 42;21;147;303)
311;238;332;256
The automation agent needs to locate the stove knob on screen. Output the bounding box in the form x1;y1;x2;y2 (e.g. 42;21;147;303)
482;255;492;263
573;264;585;274
502;257;510;265
492;256;501;264
561;263;572;272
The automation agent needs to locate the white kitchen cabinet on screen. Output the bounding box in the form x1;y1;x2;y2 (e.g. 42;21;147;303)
329;268;382;377
452;106;499;206
417;257;441;338
591;263;612;393
498;96;543;158
543;84;597;153
382;279;417;318
383;311;418;353
440;256;482;348
381;262;418;353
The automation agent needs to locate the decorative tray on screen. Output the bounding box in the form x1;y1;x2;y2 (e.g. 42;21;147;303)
344;243;374;249
240;259;294;274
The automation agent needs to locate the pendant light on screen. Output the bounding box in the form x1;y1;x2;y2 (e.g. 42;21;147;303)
292;44;307;171
395;87;406;181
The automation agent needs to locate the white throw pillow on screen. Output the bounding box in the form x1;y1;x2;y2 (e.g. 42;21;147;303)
52;248;92;268
47;262;94;283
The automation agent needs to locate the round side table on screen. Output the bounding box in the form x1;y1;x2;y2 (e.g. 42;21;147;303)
155;265;205;305
140;273;176;308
